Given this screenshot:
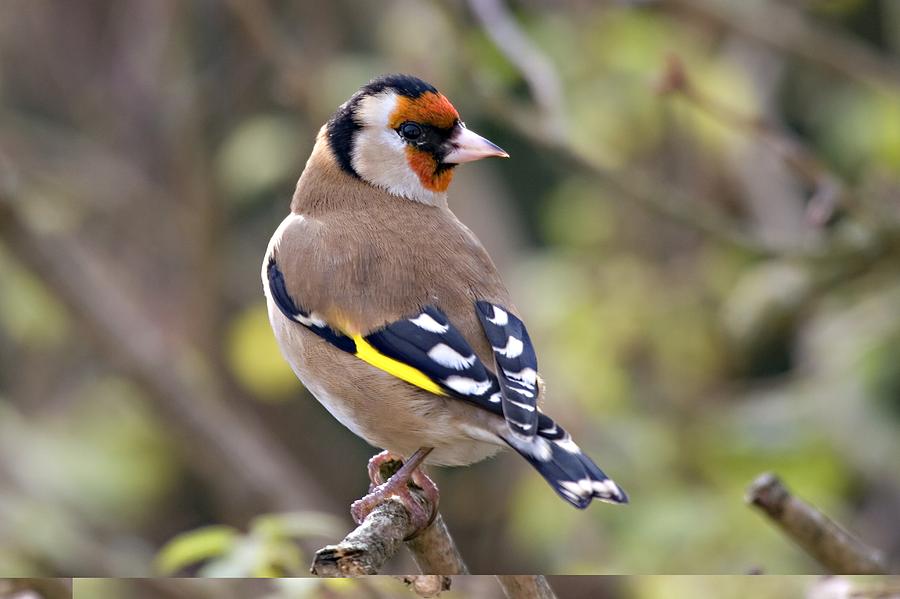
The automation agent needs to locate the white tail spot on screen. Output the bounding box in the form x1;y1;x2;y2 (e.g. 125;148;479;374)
494;335;524;358
487;305;508;326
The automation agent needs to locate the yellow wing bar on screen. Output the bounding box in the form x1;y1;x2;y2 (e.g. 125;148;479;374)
351;334;447;396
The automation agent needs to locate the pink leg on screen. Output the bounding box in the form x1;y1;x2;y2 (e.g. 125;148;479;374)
350;447;440;535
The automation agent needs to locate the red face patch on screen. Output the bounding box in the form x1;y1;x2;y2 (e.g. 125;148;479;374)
388;92;459;130
390;92;459;192
405;147;454;192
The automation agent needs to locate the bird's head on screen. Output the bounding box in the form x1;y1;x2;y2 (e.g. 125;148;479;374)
326;74;508;204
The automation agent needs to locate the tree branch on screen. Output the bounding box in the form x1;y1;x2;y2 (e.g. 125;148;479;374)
496;576;559;599
310;498;467;576
746;472;890;574
309;462;558;598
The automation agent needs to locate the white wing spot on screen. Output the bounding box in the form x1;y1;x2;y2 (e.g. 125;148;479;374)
554;436;581;454
494;335;524;358
409;313;449;333
294;311;327;328
487;306;508;326
443;376;493;396
539;425;558;436
427;343;477;370
488;392;502;403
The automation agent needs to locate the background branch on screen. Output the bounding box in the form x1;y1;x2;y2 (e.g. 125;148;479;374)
496;576;558;599
661;0;900;90
747;472;890;574
0;579;71;599
467;0;566;137
0;192;329;515
657;53;847;227
462;0;775;256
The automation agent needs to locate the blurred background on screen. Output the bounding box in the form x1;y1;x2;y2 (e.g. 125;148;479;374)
1;0;899;578
65;576;900;599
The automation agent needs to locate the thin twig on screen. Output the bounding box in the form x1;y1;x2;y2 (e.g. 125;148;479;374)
467;0;566;136
462;0;774;256
496;576;559;599
463;5;900;261
657;53;847;227
746;472;890;574
489;98;775;255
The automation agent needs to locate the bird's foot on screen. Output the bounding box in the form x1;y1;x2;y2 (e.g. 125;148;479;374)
350;447;439;537
365;449;402;491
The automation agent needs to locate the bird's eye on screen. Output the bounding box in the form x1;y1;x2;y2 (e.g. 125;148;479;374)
399;122;423;140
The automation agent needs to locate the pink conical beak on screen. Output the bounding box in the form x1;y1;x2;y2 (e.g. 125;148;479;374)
443;126;509;164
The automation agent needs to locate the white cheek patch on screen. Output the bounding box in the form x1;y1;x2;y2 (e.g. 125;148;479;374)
350;91;447;205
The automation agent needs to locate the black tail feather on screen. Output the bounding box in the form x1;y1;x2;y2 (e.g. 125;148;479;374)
504;414;628;508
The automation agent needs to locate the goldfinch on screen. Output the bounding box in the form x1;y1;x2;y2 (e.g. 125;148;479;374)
263;74;627;529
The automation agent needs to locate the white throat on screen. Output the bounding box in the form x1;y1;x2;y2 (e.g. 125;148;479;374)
350;92;448;207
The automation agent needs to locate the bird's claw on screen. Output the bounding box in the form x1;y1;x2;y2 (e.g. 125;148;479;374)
351;450;440;538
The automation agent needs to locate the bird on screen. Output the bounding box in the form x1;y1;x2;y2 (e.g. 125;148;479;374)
262;74;627;531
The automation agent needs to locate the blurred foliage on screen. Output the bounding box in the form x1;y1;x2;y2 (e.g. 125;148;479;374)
73;575;502;599
226;304;302;401
156;512;343;577
1;0;899;580
66;575;900;598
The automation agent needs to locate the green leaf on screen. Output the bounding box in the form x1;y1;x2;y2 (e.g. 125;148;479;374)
155;525;239;574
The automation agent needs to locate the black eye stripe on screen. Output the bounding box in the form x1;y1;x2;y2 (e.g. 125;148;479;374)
395;122;461;166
